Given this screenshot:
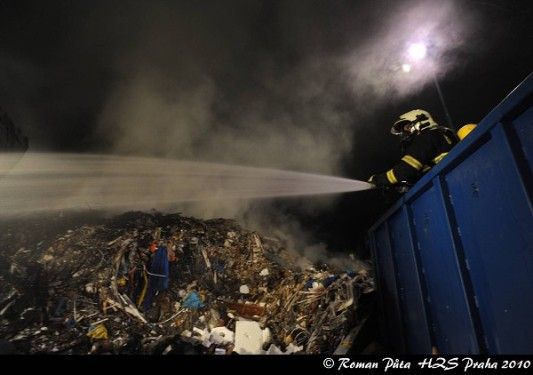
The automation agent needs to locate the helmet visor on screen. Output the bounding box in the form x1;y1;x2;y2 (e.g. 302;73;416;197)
391;119;412;135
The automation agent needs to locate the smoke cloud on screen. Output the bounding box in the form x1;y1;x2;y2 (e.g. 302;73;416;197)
1;0;483;259
345;0;478;100
89;0;479;254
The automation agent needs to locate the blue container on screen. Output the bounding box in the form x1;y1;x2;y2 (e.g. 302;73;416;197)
368;73;533;354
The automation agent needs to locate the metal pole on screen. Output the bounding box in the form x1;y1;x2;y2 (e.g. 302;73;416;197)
432;73;454;129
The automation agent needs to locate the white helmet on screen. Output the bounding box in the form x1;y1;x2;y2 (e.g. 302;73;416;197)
391;109;438;136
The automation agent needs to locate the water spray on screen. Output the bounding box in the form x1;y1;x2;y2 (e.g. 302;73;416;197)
0;152;372;216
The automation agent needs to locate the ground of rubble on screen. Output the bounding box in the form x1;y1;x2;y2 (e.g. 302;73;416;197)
0;211;374;355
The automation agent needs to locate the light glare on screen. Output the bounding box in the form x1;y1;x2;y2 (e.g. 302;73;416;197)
408;42;427;61
402;63;411;73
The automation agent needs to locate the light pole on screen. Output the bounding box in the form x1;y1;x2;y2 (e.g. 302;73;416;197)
431;73;454;130
403;42;455;130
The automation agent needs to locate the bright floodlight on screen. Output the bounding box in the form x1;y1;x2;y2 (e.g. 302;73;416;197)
402;63;411;73
408;42;427;61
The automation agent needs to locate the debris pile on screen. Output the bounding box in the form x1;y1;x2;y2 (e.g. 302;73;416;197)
0;212;374;354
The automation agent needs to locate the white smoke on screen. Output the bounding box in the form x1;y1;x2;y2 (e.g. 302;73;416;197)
2;0;481;261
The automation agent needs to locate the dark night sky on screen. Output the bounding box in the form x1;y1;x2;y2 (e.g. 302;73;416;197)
1;0;532;253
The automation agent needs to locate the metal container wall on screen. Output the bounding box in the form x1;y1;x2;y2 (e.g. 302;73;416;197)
368;73;533;354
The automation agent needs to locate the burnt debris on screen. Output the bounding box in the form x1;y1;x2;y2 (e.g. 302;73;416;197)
0;211;374;354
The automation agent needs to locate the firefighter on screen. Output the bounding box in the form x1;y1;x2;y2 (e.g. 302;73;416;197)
368;109;458;188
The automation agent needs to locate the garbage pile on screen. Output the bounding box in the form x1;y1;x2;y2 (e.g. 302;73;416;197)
0;211;374;354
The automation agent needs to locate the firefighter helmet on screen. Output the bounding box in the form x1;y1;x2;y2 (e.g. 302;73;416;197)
457;123;477;140
391;109;438;137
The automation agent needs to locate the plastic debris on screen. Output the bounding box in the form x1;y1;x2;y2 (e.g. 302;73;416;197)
239;285;250;294
210;327;234;345
227;302;265;319
234;321;265;355
87;324;109;341
0;211;374;354
285;342;303;354
182;291;204;310
259;268;269;277
265;344;283;355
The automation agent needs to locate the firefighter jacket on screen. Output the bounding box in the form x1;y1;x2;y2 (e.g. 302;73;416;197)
370;127;458;187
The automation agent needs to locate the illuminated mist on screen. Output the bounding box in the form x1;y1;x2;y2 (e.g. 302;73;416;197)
0;152;372;216
0;0;481;256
